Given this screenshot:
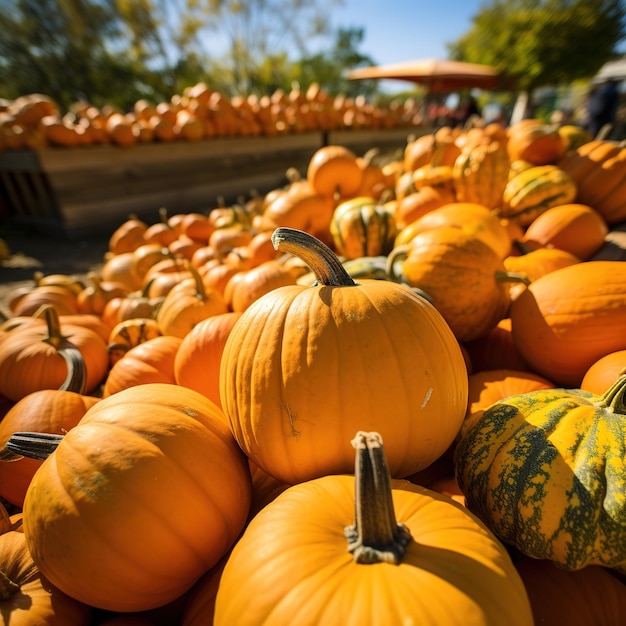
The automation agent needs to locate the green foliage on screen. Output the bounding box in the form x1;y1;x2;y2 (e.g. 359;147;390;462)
449;0;626;91
0;0;174;111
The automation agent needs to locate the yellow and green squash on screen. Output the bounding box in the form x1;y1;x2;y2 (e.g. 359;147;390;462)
454;374;626;572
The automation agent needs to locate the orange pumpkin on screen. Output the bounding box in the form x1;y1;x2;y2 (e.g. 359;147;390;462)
0;389;99;507
503;246;581;301
463;368;555;436
220;228;468;484
223;258;299;313
306;144;363;200
395;201;511;260
174;312;242;408
388;227;526;342
509;260;626;386
521;203;609;261
0;529;93;625
214;431;533;626
22;383;252;613
100;252;143;292
108;215;148;255
0;305;108;401
559;140;626;225
103;335;182;397
156;265;229;338
507;119;565;165
580;349;626;395
394;184;457;229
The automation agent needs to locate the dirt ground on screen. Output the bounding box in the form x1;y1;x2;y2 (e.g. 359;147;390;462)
0;226;109;318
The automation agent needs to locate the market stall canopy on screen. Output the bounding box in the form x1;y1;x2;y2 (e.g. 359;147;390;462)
346;58;506;93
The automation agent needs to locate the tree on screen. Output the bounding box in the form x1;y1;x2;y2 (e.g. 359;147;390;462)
449;0;625;92
0;0;173;110
291;27;378;98
176;0;345;94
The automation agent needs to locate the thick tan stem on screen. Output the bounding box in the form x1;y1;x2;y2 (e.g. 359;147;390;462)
344;431;412;564
271;228;357;287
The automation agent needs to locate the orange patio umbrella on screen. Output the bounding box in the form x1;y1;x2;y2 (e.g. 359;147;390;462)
346;58;505;93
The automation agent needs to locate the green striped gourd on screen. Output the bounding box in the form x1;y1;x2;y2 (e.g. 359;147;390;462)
454;375;626;572
499;164;577;226
329;196;398;260
452;141;510;210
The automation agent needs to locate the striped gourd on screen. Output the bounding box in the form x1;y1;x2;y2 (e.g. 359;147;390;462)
452;141;510;210
454;375;626;572
329;196;398;260
499;165;577;226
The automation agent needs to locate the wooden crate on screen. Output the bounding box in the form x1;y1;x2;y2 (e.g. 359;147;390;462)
0;128;415;239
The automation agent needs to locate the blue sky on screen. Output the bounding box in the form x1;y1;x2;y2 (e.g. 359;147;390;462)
329;0;483;66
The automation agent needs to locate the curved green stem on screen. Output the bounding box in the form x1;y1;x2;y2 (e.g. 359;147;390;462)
595;374;626;413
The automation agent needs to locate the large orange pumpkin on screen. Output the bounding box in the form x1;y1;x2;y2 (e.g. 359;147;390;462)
22;383;252;613
214;431;533;626
220;228;468;485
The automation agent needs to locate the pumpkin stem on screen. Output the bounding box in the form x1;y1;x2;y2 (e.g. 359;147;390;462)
0;569;20;600
495;270;531;286
0;432;64;462
271;228;357;287
595;374;626;414
513;239;534;255
33;304;87;394
344;431;412;564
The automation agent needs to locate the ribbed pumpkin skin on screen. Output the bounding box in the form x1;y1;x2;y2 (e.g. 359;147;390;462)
510;260;626;387
396;227;512;342
455;378;626;571
559;140;626;225
500;165;577;226
220;279;468;484
214;476;533;626
0;389;99;507
0;530;92;626
329;196;398;259
23;383;252;613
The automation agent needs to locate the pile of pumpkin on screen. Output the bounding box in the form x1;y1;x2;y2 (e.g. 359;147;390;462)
1;116;626;625
0;83;418;152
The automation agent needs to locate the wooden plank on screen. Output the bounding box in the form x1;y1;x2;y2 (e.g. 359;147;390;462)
57;171;290;238
0;150;42;172
47;152;305;207
36;132;323;174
